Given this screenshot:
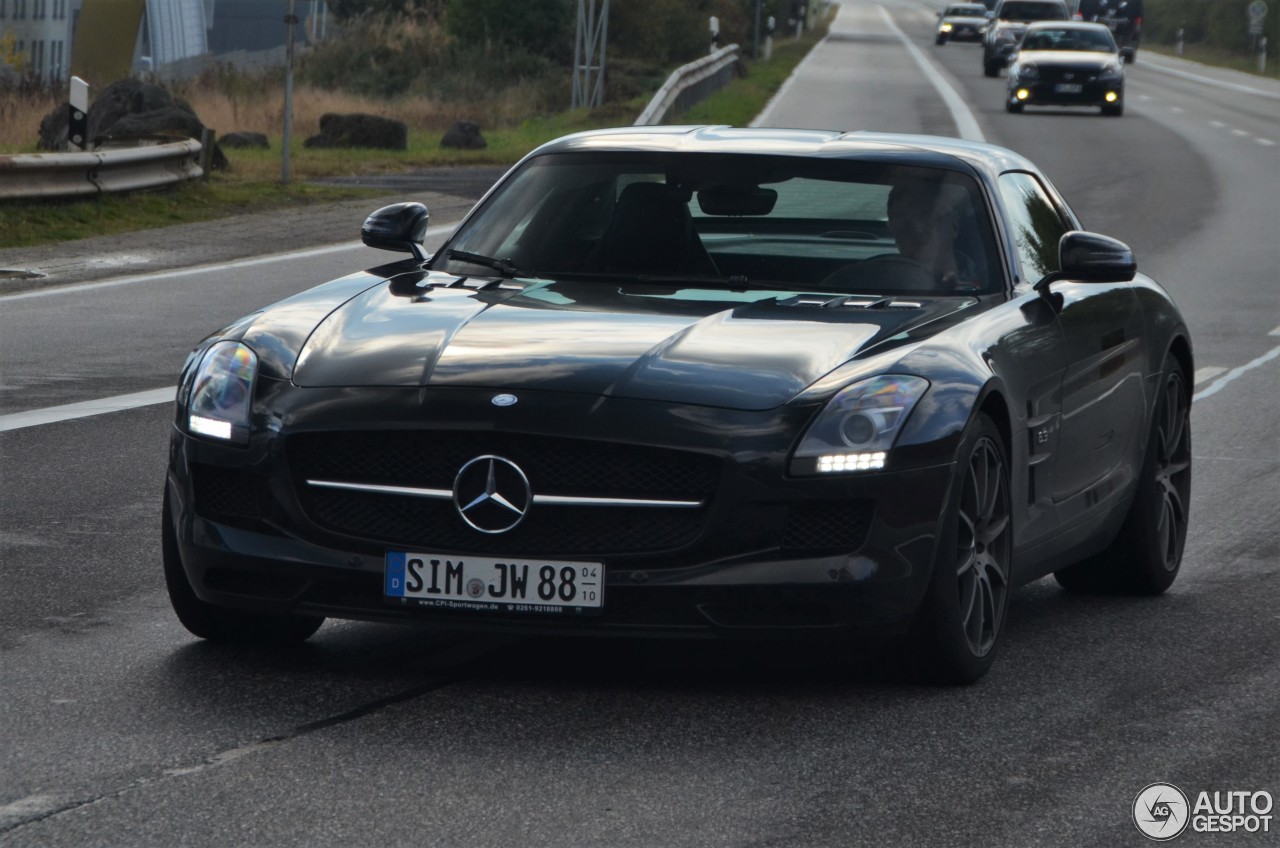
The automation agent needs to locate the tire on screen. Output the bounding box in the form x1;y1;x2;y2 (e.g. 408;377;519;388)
1054;354;1191;595
1006;99;1024;113
911;413;1012;684
163;488;324;644
1101;101;1124;117
936;35;948;45
983;58;1000;78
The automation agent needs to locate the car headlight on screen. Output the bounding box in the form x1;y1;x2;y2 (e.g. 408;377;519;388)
1098;64;1123;81
941;22;954;32
187;341;257;444
1016;62;1039;80
792;375;929;474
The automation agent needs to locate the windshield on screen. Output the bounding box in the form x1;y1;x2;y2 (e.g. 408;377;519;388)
1021;27;1117;51
999;2;1066;21
439;152;1003;295
946;5;987;15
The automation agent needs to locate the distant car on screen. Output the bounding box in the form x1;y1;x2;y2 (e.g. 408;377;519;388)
1077;0;1143;63
983;0;1071;76
1006;21;1125;115
936;3;990;44
163;126;1192;684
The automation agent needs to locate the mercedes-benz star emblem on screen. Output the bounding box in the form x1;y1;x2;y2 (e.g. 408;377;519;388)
491;393;518;407
453;455;532;534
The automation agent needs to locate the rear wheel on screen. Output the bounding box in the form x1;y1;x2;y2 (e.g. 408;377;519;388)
163;488;324;644
912;414;1012;684
1055;354;1191;595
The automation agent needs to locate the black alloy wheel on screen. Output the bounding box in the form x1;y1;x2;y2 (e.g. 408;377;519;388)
912;414;1012;684
954;423;1012;658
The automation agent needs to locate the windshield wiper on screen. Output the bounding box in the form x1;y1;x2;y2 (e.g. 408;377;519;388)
447;249;541;279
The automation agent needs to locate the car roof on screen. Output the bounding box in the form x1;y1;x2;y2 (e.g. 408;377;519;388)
524;126;1038;181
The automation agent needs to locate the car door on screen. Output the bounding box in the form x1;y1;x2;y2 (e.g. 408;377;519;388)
997;171;1147;526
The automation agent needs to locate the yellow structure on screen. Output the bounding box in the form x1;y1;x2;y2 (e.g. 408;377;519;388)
69;0;147;88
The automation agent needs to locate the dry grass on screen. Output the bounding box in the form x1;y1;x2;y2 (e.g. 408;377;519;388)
0;88;62;149
0;78;560;152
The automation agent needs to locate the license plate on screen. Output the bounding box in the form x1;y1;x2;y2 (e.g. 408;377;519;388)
1055;83;1083;93
385;552;604;613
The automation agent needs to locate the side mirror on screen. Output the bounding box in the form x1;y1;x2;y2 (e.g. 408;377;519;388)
362;202;430;261
1036;231;1136;291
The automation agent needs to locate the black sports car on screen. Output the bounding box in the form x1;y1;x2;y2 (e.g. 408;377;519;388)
164;127;1192;683
1006;22;1125;115
983;0;1071;76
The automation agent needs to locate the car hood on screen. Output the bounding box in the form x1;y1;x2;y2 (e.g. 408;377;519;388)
1017;49;1119;68
286;273;972;410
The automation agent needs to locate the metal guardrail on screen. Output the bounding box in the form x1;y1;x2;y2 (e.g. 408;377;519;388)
0;139;204;201
635;45;742;126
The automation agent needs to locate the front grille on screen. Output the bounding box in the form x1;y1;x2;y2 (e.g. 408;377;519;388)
288;431;718;500
287;431;720;556
1042;66;1102;84
191;464;273;524
781;499;875;552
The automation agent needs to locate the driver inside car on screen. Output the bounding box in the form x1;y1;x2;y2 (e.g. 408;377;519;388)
885;181;983;291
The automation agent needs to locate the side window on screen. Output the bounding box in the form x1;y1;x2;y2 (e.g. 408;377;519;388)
997;172;1068;284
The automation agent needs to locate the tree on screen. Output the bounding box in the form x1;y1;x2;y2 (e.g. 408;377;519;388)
443;0;574;60
328;0;444;22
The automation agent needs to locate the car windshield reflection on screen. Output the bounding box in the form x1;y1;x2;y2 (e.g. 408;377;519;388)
437;153;1004;296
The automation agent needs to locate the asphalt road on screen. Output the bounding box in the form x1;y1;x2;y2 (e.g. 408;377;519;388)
1;1;1278;846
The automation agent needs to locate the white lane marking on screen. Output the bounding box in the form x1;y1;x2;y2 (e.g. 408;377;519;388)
1194;366;1227;384
1141;57;1280;101
1258;138;1276;147
750;32;829;127
1170;106;1185;114
877;5;985;142
1137;94;1152;101
1232;128;1250;137
1193;346;1280;402
0;388;176;432
1;223;457;302
1210;120;1227;128
1270;325;1280;336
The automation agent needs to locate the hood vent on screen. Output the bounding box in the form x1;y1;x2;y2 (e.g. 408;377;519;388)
777;294;927;310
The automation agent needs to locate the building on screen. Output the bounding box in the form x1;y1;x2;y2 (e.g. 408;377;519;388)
0;0;83;83
0;0;329;83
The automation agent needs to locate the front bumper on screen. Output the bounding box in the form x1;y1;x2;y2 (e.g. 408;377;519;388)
166;385;961;641
1009;80;1123;108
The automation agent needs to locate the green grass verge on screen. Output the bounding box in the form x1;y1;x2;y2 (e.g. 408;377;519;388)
1;24;830;250
1143;43;1280;80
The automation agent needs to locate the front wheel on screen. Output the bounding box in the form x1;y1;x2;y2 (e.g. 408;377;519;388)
1006;99;1024;113
911;413;1012;684
163;488;324;644
1101;101;1124;117
983;59;1000;78
1055;354;1191;595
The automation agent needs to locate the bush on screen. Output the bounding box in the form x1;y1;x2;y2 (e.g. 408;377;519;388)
444;0;574;62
